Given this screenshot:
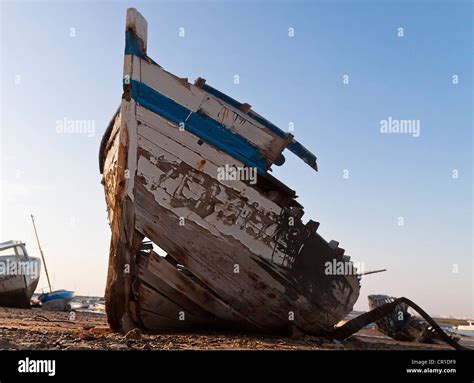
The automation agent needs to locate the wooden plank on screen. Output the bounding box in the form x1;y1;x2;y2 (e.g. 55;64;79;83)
137;283;205;324
134;56;287;158
135;141;283;262
138;260;217;323
133;180;339;333
136;105;282;214
103;32;143;331
102;114;122;224
139;308;194;330
138;251;262;329
134;55;207;111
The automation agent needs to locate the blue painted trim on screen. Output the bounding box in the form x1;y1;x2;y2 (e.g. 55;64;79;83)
288;141;318;170
246;112;317;170
125;30;145;59
201;84;317;170
40;290;75;303
124;35;317;171
131;80;269;174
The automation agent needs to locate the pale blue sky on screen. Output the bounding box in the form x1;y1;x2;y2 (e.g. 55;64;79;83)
1;0;472;317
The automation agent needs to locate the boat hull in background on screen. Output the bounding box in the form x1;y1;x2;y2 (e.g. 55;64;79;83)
0;255;41;309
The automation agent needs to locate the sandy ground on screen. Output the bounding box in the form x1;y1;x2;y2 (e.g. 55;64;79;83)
0;307;468;350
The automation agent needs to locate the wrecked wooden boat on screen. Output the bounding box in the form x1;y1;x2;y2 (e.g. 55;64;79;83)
0;241;41;308
99;8;360;334
367;294;460;344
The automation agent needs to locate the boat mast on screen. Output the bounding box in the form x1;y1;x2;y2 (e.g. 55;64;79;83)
358;269;387;276
30;214;52;293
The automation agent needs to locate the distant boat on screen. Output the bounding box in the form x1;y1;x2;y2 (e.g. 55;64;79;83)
0;240;41;308
456;321;474;331
39;290;75;311
30;215;75;312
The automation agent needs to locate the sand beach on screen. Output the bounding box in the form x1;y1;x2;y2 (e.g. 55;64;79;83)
0;306;471;351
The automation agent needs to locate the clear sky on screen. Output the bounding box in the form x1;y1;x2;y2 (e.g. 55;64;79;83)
1;0;472;318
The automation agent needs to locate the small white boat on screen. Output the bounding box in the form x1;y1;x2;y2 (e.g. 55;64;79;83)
457;321;474;331
0;240;41;308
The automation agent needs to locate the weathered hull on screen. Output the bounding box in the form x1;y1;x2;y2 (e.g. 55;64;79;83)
99;8;360;335
0;287;31;308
